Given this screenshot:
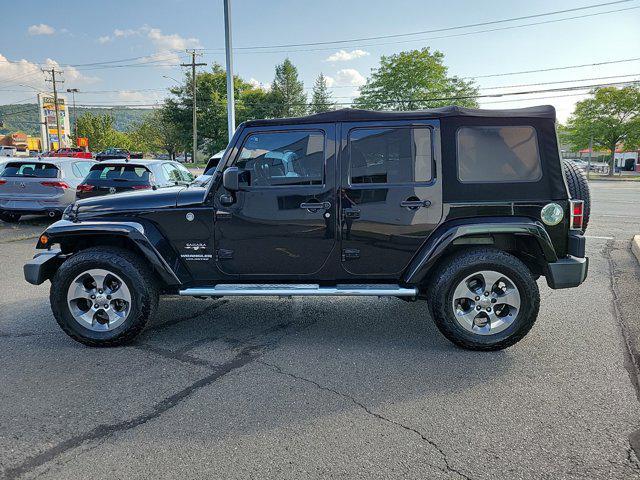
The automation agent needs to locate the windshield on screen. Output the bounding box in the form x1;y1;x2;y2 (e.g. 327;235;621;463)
86;164;151;182
2;162;59;178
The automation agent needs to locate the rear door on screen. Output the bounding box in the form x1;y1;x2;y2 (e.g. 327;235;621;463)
339;121;443;276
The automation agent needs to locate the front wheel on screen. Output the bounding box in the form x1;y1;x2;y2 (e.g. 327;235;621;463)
50;247;158;347
427;248;540;351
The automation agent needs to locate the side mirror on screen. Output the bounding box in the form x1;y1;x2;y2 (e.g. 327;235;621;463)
223;167;240;191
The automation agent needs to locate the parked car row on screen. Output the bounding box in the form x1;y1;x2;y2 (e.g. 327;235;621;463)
0;157;194;222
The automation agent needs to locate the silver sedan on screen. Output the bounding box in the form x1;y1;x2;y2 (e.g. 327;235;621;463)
0;157;95;222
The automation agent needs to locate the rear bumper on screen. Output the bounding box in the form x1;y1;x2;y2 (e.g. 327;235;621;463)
0;198;69;213
24;250;63;285
545;255;589;289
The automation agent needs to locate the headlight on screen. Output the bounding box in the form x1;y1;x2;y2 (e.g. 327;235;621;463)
541;203;564;226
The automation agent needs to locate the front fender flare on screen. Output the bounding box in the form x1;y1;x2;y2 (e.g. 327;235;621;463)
39;220;182;286
403;217;558;285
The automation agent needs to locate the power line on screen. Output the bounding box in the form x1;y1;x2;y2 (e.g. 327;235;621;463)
201;0;634;51
202;4;639;55
62;79;639;109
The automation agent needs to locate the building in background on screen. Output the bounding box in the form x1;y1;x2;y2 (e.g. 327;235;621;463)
38;93;70;150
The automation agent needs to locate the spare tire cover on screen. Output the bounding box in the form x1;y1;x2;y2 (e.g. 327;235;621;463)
562;159;591;232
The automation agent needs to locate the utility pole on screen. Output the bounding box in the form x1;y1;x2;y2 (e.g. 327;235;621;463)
224;0;235;142
181;50;206;163
42;68;64;148
66;88;79;142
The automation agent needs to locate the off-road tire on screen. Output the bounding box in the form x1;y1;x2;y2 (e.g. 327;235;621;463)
427;248;540;351
0;212;21;223
50;247;159;347
562;159;591;231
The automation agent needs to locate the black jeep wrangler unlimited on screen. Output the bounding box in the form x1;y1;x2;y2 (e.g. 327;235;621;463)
24;106;589;350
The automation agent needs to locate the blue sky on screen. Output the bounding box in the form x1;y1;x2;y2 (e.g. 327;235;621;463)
1;0;639;121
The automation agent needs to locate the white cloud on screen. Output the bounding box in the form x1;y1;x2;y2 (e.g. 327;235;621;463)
98;26;201;68
335;68;366;86
113;28;139;38
248;78;270;91
325;49;369;62
324;75;335;88
116;90;159;104
145;27;201;51
28;24;55;36
0;53;100;103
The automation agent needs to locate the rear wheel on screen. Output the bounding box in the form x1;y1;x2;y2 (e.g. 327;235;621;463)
50;247;158;347
0;211;21;223
427;248;540;351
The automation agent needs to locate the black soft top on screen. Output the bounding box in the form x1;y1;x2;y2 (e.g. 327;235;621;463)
243;105;556;127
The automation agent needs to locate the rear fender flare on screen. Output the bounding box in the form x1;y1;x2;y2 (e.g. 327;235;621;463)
40;220;181;286
403;217;558;285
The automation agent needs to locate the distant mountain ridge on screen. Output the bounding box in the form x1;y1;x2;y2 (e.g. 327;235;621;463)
0;104;152;136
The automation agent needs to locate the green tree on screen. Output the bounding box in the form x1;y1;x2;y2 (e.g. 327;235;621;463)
566;86;640;175
269;58;307;117
129;109;183;158
162;64;271;155
76;112;132;151
310;73;334;114
353;48;478;110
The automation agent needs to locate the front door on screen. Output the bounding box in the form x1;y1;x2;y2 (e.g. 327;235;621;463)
339;121;443;276
214;125;337;276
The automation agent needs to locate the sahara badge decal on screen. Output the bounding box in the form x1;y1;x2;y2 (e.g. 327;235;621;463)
180;242;213;261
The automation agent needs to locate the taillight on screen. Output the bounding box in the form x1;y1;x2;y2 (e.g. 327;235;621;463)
569;200;584;230
41;181;69;189
76;184;95;192
0;180;6;185
131;184;151;190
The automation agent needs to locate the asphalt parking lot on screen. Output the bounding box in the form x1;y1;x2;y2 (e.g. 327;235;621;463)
1;181;640;479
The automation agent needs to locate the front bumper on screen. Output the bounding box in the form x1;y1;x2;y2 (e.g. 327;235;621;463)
545;255;589;289
24;250;63;285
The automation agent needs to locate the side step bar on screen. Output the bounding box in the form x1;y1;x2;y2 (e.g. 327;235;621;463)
179;284;417;297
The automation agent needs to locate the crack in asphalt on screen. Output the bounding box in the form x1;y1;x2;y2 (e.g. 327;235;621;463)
149;300;228;332
603;240;640;469
3;299;317;479
258;360;472;480
1;345;265;480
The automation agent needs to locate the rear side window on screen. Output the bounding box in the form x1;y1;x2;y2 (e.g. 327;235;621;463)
86;165;151;182
349;127;432;184
234;130;325;187
457;126;542;183
2;162;59;178
72;162;93;178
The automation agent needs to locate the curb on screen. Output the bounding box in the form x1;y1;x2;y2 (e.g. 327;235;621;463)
588;178;640;182
632;235;640;264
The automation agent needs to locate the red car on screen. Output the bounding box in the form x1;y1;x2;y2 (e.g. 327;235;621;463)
49;147;92;159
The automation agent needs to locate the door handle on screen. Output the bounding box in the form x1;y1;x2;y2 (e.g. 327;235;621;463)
400;199;431;209
300;201;331;211
343;208;361;219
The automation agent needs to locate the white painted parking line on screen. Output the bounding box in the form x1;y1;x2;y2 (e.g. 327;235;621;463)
584;235;614;240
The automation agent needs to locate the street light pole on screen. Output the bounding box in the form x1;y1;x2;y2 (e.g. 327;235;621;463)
224;0;235;142
66;88;79;142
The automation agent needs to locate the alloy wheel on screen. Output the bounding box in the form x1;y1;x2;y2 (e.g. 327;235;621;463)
66;268;132;332
451;270;521;335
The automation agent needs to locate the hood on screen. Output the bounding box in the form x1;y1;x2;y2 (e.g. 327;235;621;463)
76;186;185;216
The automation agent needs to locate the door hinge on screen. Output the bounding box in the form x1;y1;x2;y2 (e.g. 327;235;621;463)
216;249;234;260
341;248;360;261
